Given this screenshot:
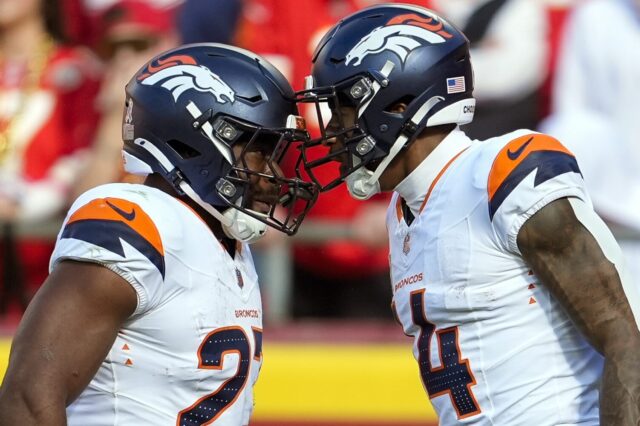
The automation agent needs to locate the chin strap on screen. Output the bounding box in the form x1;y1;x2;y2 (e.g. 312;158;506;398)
129;137;267;244
179;179;267;244
346;96;444;200
179;180;267;244
345;163;381;200
221;205;267;244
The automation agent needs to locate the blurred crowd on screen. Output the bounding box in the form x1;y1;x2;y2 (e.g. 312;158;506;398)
0;0;638;326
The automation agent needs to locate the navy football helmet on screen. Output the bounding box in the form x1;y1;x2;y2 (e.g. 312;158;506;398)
296;4;475;199
122;43;318;241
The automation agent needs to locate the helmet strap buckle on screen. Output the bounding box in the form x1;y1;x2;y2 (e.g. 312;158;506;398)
369;69;389;87
401;121;418;137
191;108;214;130
168;168;186;192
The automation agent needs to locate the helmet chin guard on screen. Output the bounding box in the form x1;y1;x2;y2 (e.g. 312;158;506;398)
345;168;381;200
221;204;267;243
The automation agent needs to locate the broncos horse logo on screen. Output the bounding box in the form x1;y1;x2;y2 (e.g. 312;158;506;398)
346;13;453;67
138;55;235;104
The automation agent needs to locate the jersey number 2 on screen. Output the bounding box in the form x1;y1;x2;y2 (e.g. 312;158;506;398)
410;289;481;419
178;326;263;425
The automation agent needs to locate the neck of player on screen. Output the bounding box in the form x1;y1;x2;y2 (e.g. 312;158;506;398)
378;124;455;192
143;174;236;254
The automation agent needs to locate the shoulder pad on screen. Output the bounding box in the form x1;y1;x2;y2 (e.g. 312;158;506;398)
61;197;165;277
487;133;581;220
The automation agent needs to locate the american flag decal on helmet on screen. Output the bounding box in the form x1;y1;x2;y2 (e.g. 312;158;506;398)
447;77;466;94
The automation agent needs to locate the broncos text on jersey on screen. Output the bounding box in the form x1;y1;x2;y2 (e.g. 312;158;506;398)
51;183;263;426
387;129;601;425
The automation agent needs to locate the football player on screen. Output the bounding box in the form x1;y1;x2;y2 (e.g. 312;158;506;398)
296;4;640;425
0;43;318;425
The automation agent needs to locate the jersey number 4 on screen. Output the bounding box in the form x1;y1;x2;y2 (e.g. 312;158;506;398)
410;289;481;419
177;326;263;425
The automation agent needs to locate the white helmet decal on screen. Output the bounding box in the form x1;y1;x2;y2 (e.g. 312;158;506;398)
346;13;453;67
138;54;235;104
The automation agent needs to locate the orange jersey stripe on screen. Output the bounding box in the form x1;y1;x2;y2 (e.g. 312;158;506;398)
68;197;164;256
487;134;573;202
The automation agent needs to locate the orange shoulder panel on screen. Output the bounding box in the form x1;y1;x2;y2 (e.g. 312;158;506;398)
67;197;164;255
487;134;573;201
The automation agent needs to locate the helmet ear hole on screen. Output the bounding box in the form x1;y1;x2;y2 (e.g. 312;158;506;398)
167;139;202;160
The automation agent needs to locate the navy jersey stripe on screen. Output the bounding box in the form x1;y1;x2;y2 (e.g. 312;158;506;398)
489;150;582;220
61;219;166;278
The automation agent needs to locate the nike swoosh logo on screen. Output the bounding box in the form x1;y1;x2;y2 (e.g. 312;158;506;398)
507;137;533;160
106;200;136;221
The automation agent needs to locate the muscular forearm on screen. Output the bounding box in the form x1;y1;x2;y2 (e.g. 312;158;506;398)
517;198;640;424
600;352;640;425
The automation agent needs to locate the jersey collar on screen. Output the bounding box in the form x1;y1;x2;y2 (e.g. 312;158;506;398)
394;127;472;217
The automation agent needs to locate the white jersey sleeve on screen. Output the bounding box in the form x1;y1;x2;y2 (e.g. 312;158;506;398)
50;188;171;316
487;132;590;254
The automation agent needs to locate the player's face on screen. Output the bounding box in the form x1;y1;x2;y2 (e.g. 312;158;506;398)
295;84;373;192
225;125;319;236
325;104;358;172
232;139;281;215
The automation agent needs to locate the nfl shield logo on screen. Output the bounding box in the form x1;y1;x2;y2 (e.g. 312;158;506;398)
235;268;244;289
403;233;411;255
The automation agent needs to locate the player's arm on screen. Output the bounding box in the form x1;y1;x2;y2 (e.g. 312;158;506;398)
0;260;137;425
517;197;640;425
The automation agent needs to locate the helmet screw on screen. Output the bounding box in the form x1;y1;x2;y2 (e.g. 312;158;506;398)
222;128;235;139
192;121;199;129
201;170;209;176
221;183;235;197
380;124;388;132
356;137;376;155
349;78;372;99
216;179;237;198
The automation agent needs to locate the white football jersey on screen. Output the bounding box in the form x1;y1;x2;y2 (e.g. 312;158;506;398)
50;183;263;426
387;129;603;425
